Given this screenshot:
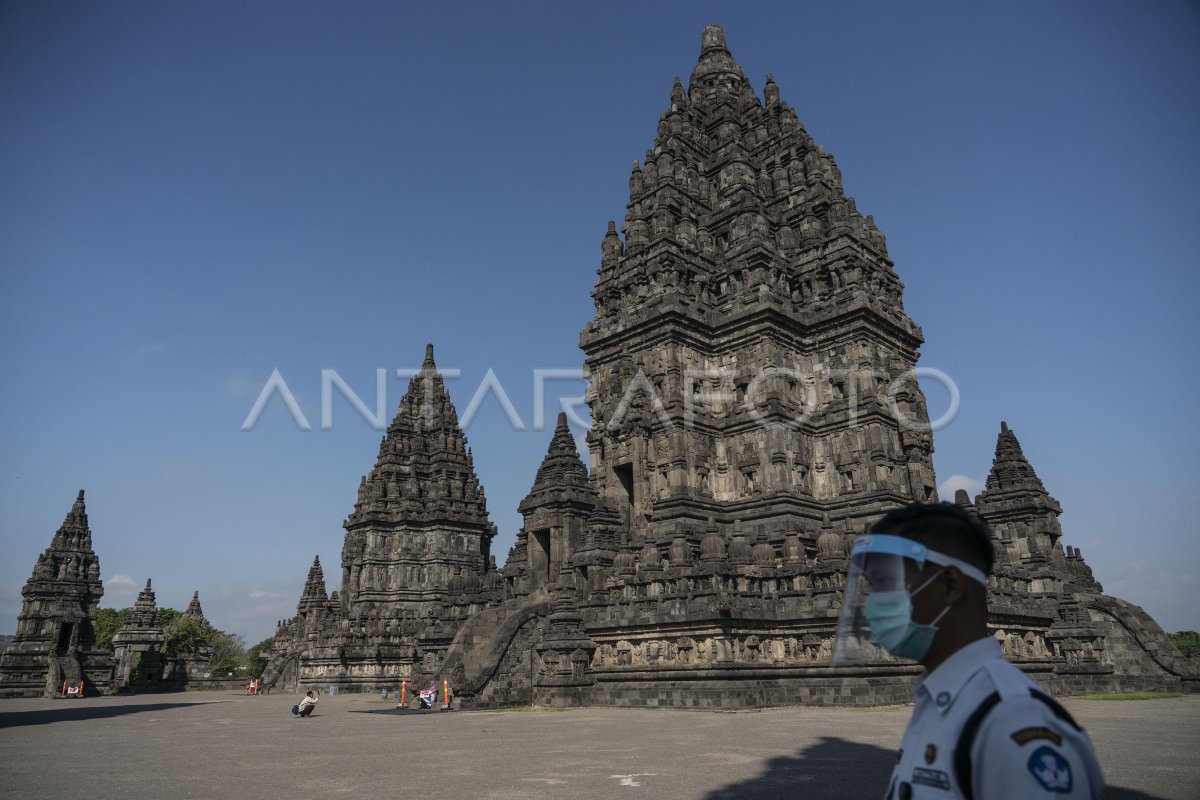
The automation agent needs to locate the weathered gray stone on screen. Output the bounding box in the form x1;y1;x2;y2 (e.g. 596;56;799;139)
259;24;1197;706
0;491;113;697
110;579;166;690
263;345;503;695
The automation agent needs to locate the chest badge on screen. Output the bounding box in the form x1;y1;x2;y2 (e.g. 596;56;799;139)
924;744;937;765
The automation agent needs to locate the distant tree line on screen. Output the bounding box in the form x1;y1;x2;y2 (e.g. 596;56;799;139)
1169;631;1200;658
95;607;274;678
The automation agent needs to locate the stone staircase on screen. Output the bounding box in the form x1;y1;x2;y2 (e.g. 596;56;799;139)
46;653;83;696
437;591;551;708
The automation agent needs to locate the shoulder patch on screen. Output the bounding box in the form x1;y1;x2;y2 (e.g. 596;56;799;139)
1027;745;1073;793
1011;726;1062;747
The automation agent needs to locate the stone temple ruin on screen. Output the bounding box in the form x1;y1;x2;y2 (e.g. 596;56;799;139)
3;25;1196;703
0;492;114;697
0;491;217;697
257;25;1198;707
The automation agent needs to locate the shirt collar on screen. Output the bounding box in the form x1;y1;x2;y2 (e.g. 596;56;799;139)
913;637;1002;714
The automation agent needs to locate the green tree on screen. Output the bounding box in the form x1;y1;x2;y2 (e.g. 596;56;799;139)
210;631;247;677
246;637;275;679
94;605;251;676
161;615;218;657
157;607;182;630
1169;631;1200;658
94;608;128;650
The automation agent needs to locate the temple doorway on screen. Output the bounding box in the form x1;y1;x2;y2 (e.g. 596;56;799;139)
56;622;73;656
531;529;551;588
614;463;634;527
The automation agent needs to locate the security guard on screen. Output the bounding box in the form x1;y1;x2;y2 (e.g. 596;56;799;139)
832;502;1104;799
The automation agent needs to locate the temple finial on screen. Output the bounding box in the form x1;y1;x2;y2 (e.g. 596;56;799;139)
423;343;436;368
764;73;780;105
701;23;728;53
690;23;748;96
671;75;685;104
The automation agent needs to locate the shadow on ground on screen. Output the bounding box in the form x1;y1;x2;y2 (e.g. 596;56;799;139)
703;736;895;800
0;701;222;729
700;736;1169;800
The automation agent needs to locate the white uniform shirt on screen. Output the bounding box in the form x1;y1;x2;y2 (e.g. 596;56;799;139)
886;638;1104;800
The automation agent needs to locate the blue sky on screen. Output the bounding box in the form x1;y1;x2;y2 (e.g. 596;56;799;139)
1;2;1197;645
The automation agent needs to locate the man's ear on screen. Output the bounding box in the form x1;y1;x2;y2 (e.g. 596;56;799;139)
943;565;969;605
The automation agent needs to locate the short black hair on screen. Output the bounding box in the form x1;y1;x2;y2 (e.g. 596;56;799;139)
870;501;994;576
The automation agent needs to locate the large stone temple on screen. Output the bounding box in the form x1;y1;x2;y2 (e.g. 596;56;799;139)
225;25;1193;705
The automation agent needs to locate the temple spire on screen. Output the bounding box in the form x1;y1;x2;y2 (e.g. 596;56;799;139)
350;343;493;532
520;412;593;509
689;23;749;98
185;590;204;619
121;579;161;631
299;556;327;608
975;420;1065;583
294;555;332;619
52;489;91;550
983;420;1048;495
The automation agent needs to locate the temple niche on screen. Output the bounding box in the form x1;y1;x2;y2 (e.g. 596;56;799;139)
260;24;1197;707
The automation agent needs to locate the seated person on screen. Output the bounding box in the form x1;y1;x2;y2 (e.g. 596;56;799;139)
417;681;438;709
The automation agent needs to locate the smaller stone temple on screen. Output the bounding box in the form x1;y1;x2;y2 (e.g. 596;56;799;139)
0;491;113;697
107;581;216;689
0;493;218;696
164;590;216;683
110;579;166;689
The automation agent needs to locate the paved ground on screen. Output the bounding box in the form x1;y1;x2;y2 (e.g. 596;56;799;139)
1;692;1196;799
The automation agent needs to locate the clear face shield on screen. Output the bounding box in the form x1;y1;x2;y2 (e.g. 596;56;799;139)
831;534;988;666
